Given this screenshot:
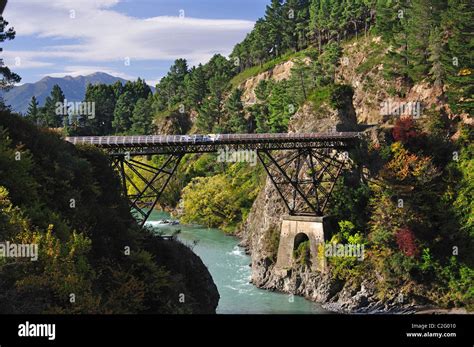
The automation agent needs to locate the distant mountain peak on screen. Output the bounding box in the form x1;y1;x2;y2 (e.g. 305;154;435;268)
1;72;129;114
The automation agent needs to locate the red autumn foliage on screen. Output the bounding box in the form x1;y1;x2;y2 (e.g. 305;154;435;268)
395;227;419;257
392;117;420;144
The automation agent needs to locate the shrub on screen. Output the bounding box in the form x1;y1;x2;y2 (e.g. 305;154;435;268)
395;227;419;257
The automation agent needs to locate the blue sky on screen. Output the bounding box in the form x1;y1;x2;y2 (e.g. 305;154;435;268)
3;0;268;85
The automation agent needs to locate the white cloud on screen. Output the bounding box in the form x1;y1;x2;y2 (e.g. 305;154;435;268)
40;65;135;79
4;0;254;69
2;53;54;69
145;79;160;87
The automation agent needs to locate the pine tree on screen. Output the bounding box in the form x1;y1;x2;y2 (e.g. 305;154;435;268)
309;0;322;51
295;0;310;50
112;80;124;98
167;59;188;106
283;0;299;52
378;0;411;86
265;0;285;57
84;84;116;135
225;89;247;133
185;64;207;107
406;0;435;81
25;96;39;124
329;0;344;41
289;58;311;102
130;97;153;135
197;96;220;133
441;0;474;114
428;26;445;87
268;81;295;132
0;16;21;90
40;84;65;127
250;19;271;66
112;91;135;133
197;72;229;132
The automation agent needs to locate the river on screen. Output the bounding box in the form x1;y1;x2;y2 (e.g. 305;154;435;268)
145;210;328;314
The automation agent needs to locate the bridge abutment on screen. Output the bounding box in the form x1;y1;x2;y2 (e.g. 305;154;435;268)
274;215;327;274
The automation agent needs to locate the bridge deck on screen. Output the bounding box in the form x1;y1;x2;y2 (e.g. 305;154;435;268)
65;132;360;155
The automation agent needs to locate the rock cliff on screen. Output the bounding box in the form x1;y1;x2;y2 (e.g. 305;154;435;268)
237;35;455;313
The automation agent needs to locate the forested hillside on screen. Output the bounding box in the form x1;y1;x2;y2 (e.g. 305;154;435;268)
0;111;219;313
3;0;473;312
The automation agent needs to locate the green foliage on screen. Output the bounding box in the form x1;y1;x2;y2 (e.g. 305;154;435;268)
231;0;371;71
293;240;311;266
307;85;332;106
329;175;370;231
25;96;39;124
448;126;474;237
224;89;247;133
326;220;366;281
0;110;213;313
181;162;264;231
267;80;295;132
264;226;281;262
375;0;473;113
112;91;135;133
130;96;154;135
0;16;21;89
81;83;116;135
181;174;242;228
36;84;65;128
441;0;474;115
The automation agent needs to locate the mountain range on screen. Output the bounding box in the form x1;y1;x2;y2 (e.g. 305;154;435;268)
0;72;135;114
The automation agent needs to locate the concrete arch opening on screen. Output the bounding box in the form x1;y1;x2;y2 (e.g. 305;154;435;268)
293;233;310;250
293;232;311;267
274;216;326;273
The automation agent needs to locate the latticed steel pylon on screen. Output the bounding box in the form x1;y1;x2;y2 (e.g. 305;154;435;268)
112;154;183;227
257;148;347;216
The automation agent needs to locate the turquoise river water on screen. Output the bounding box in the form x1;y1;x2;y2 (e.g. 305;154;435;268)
145;210;328;314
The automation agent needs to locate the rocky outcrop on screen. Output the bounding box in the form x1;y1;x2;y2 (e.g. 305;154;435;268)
144;234;220;314
154;110;192;135
240;60;295;106
289;100;358;133
336;36;454;125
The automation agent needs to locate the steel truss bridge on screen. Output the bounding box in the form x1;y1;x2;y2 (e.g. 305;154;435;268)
66;133;360;227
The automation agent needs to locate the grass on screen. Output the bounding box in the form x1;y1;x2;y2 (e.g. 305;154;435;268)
307;85;332;108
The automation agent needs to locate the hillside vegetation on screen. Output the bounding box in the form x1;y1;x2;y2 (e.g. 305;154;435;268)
3;0;472;311
0;111;218;313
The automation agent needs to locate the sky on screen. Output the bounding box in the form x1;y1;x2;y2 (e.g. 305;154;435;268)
2;0;268;85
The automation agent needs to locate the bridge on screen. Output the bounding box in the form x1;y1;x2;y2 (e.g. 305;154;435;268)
66;132;359;272
66;132;359;226
65;133;358;155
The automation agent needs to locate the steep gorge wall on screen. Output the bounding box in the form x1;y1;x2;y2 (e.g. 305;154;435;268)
237;95;385;312
336;36;454;125
237;36;457;313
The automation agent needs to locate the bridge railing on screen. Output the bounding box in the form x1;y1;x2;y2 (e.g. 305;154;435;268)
66;132;360;148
